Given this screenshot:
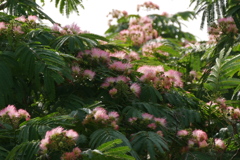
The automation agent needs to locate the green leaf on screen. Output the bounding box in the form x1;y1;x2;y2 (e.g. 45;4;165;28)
131;131;169;159
90;128;140;160
5;141;40;160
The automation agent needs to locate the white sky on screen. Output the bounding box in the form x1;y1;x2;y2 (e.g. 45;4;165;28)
37;0;209;41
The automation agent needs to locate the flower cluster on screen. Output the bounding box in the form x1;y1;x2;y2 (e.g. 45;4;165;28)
208;17;238;42
82;107;120;130
116;16;158;46
52;23;88;35
137;1;160;11
137;65;183;89
109;51;140;62
0;105;30;128
206;97;240;121
61;147;81;160
101;75;141;98
177;129;226;152
142;39;169;57
0;15;38;35
39;127;79;154
109;61;132;72
71;65;96;81
128;113;167;131
77;48;110;63
107;9;128;26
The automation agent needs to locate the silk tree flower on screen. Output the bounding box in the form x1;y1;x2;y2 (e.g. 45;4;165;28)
109;61;132;72
192;129;208;142
109;88;118;97
65;129;79;140
27;15;38;22
188;139;195;148
52;23;60;32
93;107;109;121
198;140;208;148
15;16;26;22
0;105;19;118
94;111;109;121
39;127;79;153
91;48;110;61
163;70;183;88
214;139;226;150
83;107;120;130
137;65;164;75
177;130;189;137
105;77;116;84
110;51;128;60
93;107;107;114
77;50;91;58
142;113;154;120
115;75;130;83
13;26;24;34
147;123;157;129
0;22;7;30
83;69;95;80
0;105;30;120
130;83;141;97
111;121;119;130
156;130;163;136
129;51;140;61
108;111;119;120
71;66;81;74
128;117;138;124
100;82;110;88
18;109;31;120
231;108;240;120
154;117;166;127
61;147;81;160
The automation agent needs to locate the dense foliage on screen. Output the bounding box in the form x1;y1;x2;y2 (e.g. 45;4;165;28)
0;0;240;160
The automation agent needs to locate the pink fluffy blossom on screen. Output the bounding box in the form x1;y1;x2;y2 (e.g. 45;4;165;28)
198;140;208;148
154;117;166;127
232;108;240;120
13;26;24;34
0;22;6;30
128;117;138;123
156;130;163;136
177;130;188;137
192;129;208;142
142;113;154;120
28;15;38;22
110;51;128;60
18;109;31;120
215;139;226;150
108;111;119;120
0;105;19;118
61;152;76;160
109;88;118;96
115;75;129;83
83;69;95;80
129;51;140;60
109;61;132;72
147;123;157;129
188;139;195;148
39;137;49;152
130;83;141;97
72;66;81;74
65;129;79;140
94;110;109;120
15;16;26;22
105;77;116;84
